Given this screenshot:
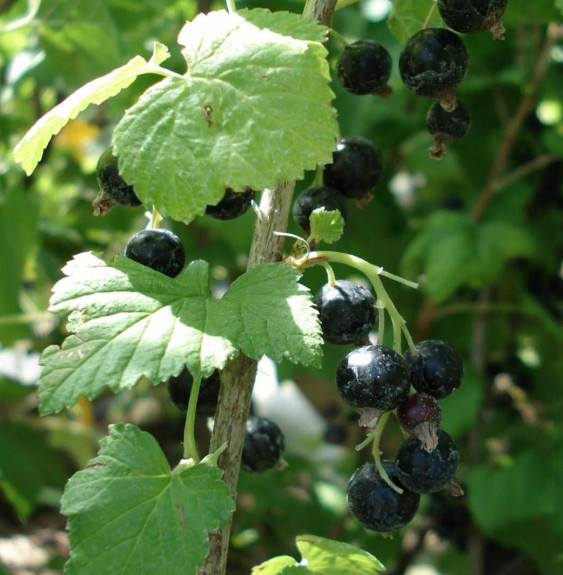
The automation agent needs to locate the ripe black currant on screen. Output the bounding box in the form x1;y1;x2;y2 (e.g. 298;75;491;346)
314;280;376;345
336;345;410;411
438;0;508;40
292;186;349;236
397;392;442;451
426;99;471;159
125;229;186;278
167;368;221;417
347;461;420;533
404;340;463;399
241;416;285;472
399;28;469;112
323;137;383;199
336;40;392;97
93;146;141;215
395;430;460;493
205;187;255;220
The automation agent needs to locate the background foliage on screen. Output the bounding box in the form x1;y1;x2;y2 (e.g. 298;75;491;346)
0;0;562;573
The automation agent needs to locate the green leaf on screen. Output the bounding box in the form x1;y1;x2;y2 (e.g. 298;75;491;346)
387;0;442;44
13;42;171;175
61;423;234;575
38;253;321;414
309;208;345;244
253;535;384;574
0;421;67;519
113;9;337;223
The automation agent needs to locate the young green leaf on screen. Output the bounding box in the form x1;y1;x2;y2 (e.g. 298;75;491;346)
113;9;337;223
252;534;384;574
61;423;234;575
308;208;345;244
13;42;172;175
38;252;321;414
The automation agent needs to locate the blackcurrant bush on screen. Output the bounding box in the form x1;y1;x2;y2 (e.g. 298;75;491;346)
395;430;460;493
323;137;383;199
404;340;463;399
399;28;469;111
336;345;410;411
241;416;285;472
438;0;508;40
167;368;221;417
426;99;471;159
336;40;392;97
292;186;349;236
93;146;141;215
125;229;186;278
205;187;255;220
347;461;420;533
315;280;375;345
397;392;442;451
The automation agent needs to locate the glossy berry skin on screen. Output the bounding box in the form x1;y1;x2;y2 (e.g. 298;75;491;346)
397;392;442;433
293;186;349;235
426;99;471;159
93;146;141;215
167;368;221;417
205;188;255;220
336;40;392;97
125;229;186;278
399;28;468;110
323;137;383;199
347;461;420;532
395;430;460;493
315;280;376;345
438;0;508;39
241;416;285;472
336;345;410;411
404;340;463;399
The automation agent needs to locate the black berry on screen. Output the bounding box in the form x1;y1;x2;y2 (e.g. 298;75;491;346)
399;28;469;111
336;345;410;411
167;368;221;417
404;340;463;399
438;0;508;40
397;392;442;451
336;40;392;97
93;146;141;215
426;99;471;159
241;416;285;472
347;461;420;533
395;430;460;493
293;186;349;236
125;229;186;278
323;137;383;199
315;280;375;345
205;187;255;220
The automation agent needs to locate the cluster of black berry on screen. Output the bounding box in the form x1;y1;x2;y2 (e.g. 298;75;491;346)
333;1;509;160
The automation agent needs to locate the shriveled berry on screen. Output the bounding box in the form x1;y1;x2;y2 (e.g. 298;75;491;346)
438;0;508;40
399;28;469;111
336;40;392;97
404;340;463;399
395;430;460;493
347;461;420;533
125;229;186;278
293;186;349;236
93;146;141;215
323;137;383;199
397;392;442;451
241;416;285;472
426;99;471;159
205;188;255;220
336;345;410;411
315;280;375;345
167;368;221;417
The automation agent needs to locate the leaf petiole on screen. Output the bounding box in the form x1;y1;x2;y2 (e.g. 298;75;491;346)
183;376;202;462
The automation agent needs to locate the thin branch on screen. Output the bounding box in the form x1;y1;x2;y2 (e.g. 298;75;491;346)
490;153;560;192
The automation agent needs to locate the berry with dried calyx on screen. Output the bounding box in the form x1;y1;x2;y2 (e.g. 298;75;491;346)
397;392;442;451
426;99;471;159
438;0;508;40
